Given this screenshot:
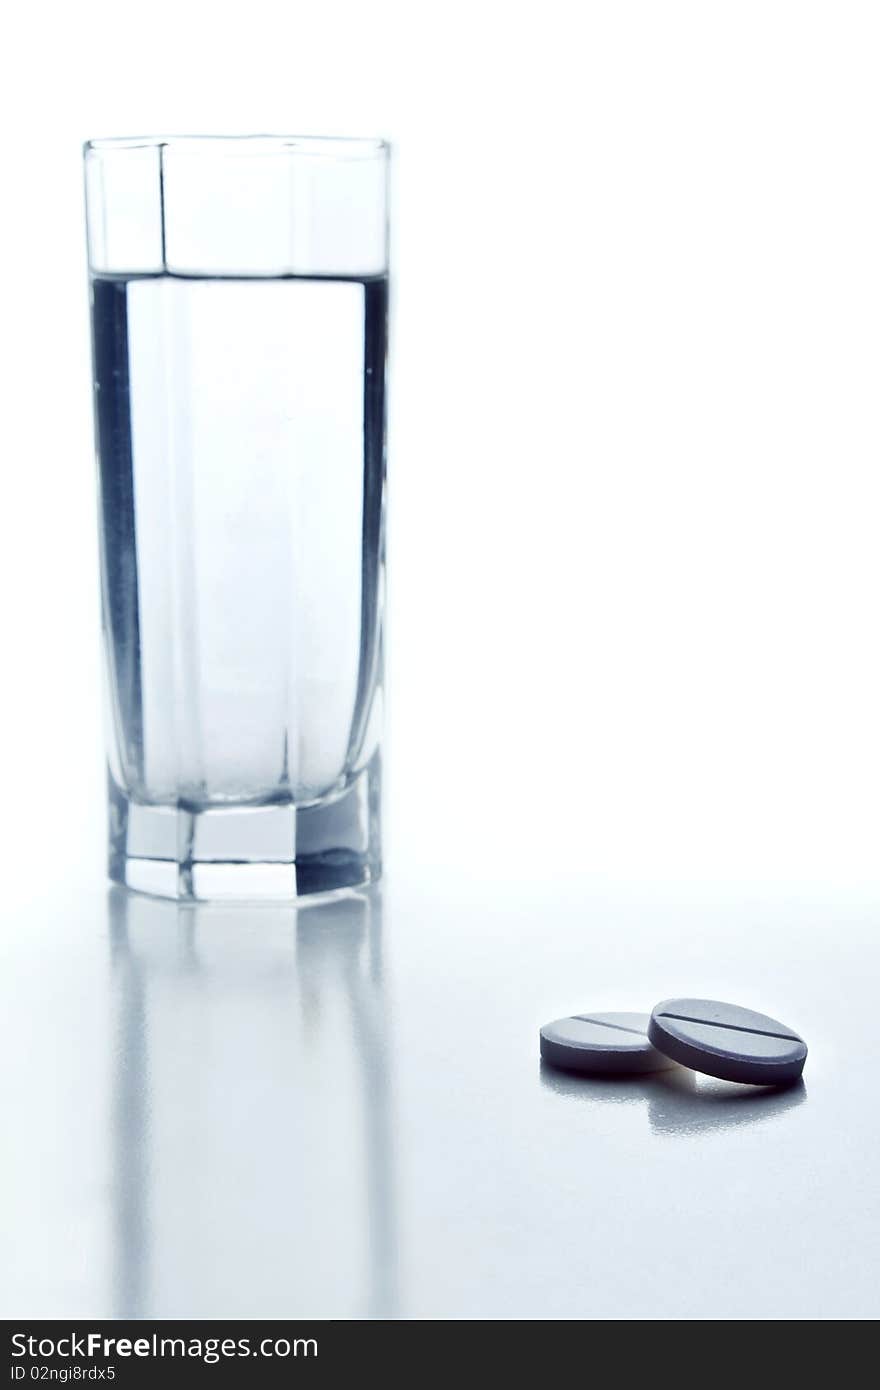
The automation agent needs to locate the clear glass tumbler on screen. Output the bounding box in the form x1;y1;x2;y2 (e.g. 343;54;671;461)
84;136;389;900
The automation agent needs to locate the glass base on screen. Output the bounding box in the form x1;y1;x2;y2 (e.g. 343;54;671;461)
108;753;381;901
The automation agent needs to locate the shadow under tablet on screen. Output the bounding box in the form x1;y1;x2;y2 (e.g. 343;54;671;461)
539;1061;806;1138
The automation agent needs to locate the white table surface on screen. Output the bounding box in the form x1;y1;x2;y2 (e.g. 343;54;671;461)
3;851;877;1320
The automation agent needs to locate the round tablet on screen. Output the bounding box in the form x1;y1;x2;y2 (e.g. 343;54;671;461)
648;998;807;1086
540;1012;679;1075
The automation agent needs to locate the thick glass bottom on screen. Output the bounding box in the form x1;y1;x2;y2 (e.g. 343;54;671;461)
108;753;381;901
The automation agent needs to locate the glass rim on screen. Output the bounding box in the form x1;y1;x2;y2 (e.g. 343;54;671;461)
84;134;390;161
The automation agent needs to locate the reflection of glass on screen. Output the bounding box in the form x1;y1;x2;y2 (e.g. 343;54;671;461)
540;1062;806;1138
108;885;397;1317
85;136;389;899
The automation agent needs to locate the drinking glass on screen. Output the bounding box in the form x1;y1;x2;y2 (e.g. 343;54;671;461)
84;135;389;899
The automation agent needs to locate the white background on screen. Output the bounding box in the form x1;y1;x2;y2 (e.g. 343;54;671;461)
4;2;880;897
2;2;880;1323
